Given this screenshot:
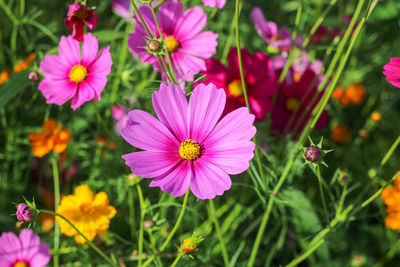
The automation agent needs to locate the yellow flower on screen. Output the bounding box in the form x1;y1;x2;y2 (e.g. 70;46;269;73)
56;184;116;244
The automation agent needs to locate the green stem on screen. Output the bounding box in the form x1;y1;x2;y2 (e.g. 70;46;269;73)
50;156;60;267
380;136;400;168
142;189;190;267
209;199;230;267
171;253;184;267
130;0;151;36
40;209;117;267
128;185;137;243
137;183;145;267
316;165;330;226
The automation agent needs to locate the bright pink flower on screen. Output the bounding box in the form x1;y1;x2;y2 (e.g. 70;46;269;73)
65;3;98;42
128;1;218;82
112;105;129;134
383;57;400;88
16;204;33;222
270;69;329;137
202;0;226;9
121;83;256;199
39;33;112;110
196;48;278;121
251;7;303;51
0;229;51;267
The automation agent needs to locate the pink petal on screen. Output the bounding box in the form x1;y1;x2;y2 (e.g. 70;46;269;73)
58;36;80;66
39;55;70;80
202;0;226;8
122;151;180;178
84;74;108;100
38;78;77;106
190;158;231;199
158;1;183;35
0;232;21;262
72;22;85;42
174;7;207;41
81;33;99;66
180;31;218;58
188;83;226;143
19;229;40;261
87;46;112;76
29;243;51;267
121;109;180;151
150;160;191;197
70;82;95;110
172;52;206;79
152;83;189;141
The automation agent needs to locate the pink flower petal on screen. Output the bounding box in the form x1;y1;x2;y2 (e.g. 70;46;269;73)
174;7;207;41
152;83;189;141
121;109;180;151
150;160;191;197
158;1;183;35
70;82;96;110
188;83;225;143
58;36;80;66
122;151;180;178
202;0;226;9
87;46;112;76
38;79;77;106
81;33;99;66
39;55;70;80
0;232;22;262
29;243;51;267
19;229;40;261
190;158;231;199
85;74;108;100
180;31;218;58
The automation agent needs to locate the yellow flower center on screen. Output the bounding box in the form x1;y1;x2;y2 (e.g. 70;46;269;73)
73;8;89;20
80;203;94;215
13;261;29;267
179;139;201;160
285;97;300;111
228;79;243;97
165;36;179;53
69;65;88;83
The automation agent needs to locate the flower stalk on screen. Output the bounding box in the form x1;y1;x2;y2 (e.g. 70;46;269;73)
50;155;60;267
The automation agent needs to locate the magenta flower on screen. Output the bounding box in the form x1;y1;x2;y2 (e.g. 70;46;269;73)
112;105;129;134
39;33;112;110
251;7;303;51
196;48;278;121
0;229;50;267
202;0;226;9
112;0;159;19
16;204;33;222
121;83;256;199
128;1;218;82
383;57;400;88
65;2;98;42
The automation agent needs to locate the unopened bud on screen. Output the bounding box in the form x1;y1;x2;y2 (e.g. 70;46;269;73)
148;40;161;53
16;203;33;222
304;145;322;163
28;71;39;82
180;232;204;255
144;219;155;229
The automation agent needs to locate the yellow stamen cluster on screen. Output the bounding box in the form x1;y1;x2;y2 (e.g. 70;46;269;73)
165;36;179;53
69;65;88;83
285;97;300;111
13;262;29;267
80;203;95;215
179;139;201;160
228;79;244;97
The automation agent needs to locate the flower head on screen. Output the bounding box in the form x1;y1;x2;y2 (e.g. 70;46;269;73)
202;0;226;9
121;83;256;199
56;184;116;244
180;232;204;254
65;3;98;42
197;48;278;121
28;71;40;82
331;124;350;143
0;69;10;86
251;7;303;51
371;111;382;123
381;172;400;231
16;204;33;222
383;57;400;88
39;33;112;110
112;105;129;135
28;119;71;157
128;1;218;83
304;145;321;163
0;229;51;267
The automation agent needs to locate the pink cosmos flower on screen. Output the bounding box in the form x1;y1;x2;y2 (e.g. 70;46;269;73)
39;33;112;110
270;69;329;138
65;3;98;42
202;0;226;9
112;105;129;134
128;1;218;83
0;229;51;267
196;48;278;121
251;7;303;51
121;83;256;199
383;57;400;88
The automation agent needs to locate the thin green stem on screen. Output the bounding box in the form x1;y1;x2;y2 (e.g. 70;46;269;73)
137;183;145;267
171;253;184;267
209;199;230;267
380;136;400;168
128;185;137;243
337;184;347;215
50;156;60;267
130;0;151;36
316;165;330;226
39;209;117;267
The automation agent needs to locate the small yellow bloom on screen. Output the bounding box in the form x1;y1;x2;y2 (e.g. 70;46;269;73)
56;184;116;244
370;111;382;123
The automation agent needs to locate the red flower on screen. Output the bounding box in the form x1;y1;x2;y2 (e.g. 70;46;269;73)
197;48;278;121
65;3;98;42
270;69;329;137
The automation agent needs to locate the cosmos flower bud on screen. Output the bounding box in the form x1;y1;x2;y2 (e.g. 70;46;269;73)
16;203;33;222
304;145;322;163
28;71;39;82
180;232;204;255
144;219;155;229
148;40;161;53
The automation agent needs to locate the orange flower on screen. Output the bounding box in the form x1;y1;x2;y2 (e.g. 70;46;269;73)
370;111;382;123
96;136;117;149
0;69;10;86
332;87;344;100
14;53;36;73
28;119;71;157
381;172;400;231
331;124;351;143
345;84;365;106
